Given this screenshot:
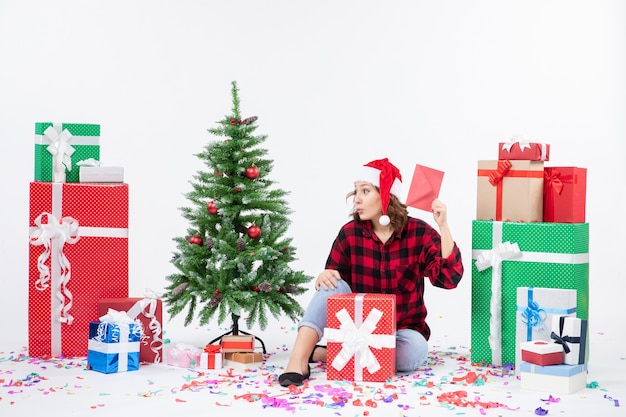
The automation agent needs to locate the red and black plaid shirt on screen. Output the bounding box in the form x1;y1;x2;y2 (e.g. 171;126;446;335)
325;217;464;340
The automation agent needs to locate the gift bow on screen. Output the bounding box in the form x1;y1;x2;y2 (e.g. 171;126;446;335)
122;290;164;362
204;344;221;353
488;160;512;186
474;241;521;272
550;331;580;354
44;124;75;183
326;307;395;374
544;169;564;195
29;212;80;325
76;158;101;167
500;134;534;153
521;300;547;331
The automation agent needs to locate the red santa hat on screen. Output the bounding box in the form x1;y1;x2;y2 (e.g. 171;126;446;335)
355;158;403;226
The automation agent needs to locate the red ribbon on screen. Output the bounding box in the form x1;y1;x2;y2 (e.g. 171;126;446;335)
544;168;564;195
488;160;512;185
204;344;221;353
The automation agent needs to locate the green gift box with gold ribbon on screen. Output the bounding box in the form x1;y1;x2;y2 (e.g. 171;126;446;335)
470;220;589;367
34;122;100;183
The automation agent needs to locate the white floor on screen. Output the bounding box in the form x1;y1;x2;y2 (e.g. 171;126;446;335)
1;316;624;417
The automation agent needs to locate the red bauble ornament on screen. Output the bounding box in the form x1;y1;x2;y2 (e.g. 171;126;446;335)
247;225;261;239
189;235;203;245
232;187;241;193
214;289;220;295
245;165;260;179
252;286;260;292
207;201;218;215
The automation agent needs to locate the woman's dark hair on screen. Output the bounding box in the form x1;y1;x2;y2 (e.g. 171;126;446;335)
346;188;409;231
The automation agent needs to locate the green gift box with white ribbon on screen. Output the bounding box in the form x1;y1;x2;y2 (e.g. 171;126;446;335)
470;220;589;367
34;122;100;183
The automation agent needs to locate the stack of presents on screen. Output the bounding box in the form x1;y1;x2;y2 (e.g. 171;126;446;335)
165;335;263;371
27;122;262;374
471;137;589;394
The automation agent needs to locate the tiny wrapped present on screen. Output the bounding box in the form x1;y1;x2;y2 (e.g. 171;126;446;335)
325;293;396;382
515;287;576;370
498;137;550;161
543;167;587;223
476;160;544;222
520;341;563;366
28;182;129;358
200;344;223;369
223;352;263;369
34;122;100;183
87;309;143;374
78;159;124;183
221;335;255;352
520;362;587;395
550;316;588;365
98;293;163;363
166;343;202;368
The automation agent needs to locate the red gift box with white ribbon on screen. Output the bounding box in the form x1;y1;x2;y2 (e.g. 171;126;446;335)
98;294;163;363
28;182;129;357
325;293;396;382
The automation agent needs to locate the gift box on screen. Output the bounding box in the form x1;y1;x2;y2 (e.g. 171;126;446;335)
87;316;142;374
543;167;587;223
223;352;263;369
551;316;588;365
477;160;544;222
519;362;587;395
520;341;563;366
34;122;100;183
28;182;129;358
515;287;576;369
220;335;255;352
200;345;224;369
471;220;589;366
79;166;125;183
166;344;202;368
498;140;550;161
98;295;163;363
325;293;396;382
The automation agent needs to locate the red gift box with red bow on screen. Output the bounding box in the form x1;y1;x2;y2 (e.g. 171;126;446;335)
543;167;587;223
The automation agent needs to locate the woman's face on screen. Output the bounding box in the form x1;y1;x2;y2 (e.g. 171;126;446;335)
353;181;382;222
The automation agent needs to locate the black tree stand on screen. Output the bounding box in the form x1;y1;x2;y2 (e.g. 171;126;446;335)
209;313;267;354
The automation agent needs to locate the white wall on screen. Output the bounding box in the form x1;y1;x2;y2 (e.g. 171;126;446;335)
1;0;624;347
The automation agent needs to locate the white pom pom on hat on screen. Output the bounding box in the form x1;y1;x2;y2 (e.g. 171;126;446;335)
355;158;403;225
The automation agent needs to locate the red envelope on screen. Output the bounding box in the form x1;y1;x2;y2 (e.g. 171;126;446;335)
406;164;444;211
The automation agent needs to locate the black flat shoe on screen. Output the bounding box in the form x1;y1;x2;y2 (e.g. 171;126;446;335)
278;364;311;387
308;344;327;363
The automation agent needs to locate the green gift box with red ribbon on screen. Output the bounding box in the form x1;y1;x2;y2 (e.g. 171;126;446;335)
470;220;589;367
34;122;100;183
543;167;587;223
476;160;544;222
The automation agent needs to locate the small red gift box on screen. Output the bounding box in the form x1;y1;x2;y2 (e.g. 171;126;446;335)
98;295;163;363
477;160;544;222
28;182;129;357
220;335;255;352
543;167;587;223
325;293;396;382
498;141;550;161
521;340;563;366
200;344;223;369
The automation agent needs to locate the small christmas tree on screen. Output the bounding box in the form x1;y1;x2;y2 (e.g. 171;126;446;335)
164;81;313;340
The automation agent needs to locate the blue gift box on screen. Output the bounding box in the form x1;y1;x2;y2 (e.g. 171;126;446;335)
87;321;142;374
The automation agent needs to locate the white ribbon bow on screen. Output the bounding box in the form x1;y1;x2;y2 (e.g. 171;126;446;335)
29;212;80;325
474;241;521;366
76;158;101;167
44;124;75;183
326;307;395;375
